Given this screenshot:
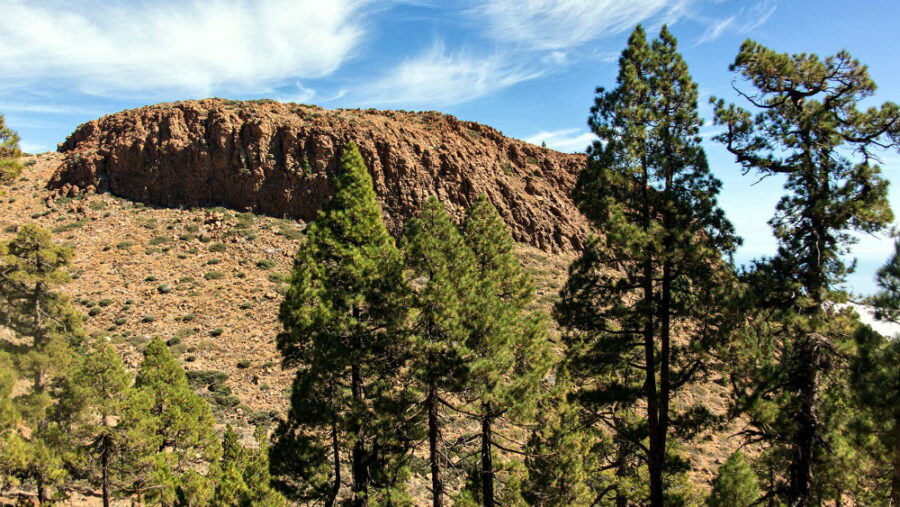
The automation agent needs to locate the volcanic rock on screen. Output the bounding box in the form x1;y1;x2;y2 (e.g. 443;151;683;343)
50;98;591;252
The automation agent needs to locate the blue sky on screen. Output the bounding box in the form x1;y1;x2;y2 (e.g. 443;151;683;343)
2;0;899;294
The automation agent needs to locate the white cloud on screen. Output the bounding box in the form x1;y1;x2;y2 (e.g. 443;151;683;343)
0;0;374;97
474;0;695;50
19;141;49;154
524;128;597;153
696;1;776;44
359;42;542;107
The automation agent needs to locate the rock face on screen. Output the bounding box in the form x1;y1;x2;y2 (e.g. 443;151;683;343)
51;98;591;252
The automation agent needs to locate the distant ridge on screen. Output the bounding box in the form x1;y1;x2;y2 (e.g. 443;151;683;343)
50;98;592;252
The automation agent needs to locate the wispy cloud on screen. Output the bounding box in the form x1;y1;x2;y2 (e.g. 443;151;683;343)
696;1;776;45
524;128;597;153
358;42;542;107
0;0;376;97
473;0;695;50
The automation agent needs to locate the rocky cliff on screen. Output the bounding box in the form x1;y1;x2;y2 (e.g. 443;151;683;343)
51;99;591;252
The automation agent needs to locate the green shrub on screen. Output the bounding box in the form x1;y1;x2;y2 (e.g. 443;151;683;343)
182;313;195;322
186;369;229;388
148;236;169;245
208;242;227;252
116;241;133;250
210;328;224;337
157;284;172;294
115;317;127;325
88;307;101;317
98;298;114;307
175;328;196;340
204;271;224;280
141;314;155;323
237;359;251;369
256;259;275;270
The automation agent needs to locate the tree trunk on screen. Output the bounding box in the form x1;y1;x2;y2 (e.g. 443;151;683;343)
639;158;663;507
326;420;340;507
481;414;494;507
36;473;46;505
101;422;111;507
891;409;900;507
614;437;629;507
643;254;663;507
427;387;444;507
350;363;368;507
654;168;674;507
789;335;818;507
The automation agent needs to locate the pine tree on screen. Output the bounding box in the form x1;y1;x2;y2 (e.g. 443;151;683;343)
133;338;220;505
713;41;900;505
274;142;410;506
0;224;85;502
458;195;554;507
848;242;900;505
0;113;23;184
401;196;478;507
57;341;157;507
522;373;599;506
707;451;760;507
214;425;287;506
557;26;739;507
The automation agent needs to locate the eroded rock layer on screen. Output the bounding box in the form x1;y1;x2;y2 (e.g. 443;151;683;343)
51;99;591;252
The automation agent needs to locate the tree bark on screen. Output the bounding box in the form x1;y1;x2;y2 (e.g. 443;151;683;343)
350;363;368;507
427;386;444;507
641;169;663;507
326;420;340;507
102;412;111;507
481;414;494;507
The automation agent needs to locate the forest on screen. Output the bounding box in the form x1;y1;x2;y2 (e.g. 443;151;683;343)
1;25;900;507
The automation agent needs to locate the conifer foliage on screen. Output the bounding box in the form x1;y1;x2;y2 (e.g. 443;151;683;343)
713;41;900;505
274;142;410;506
557;25;738;506
401;196;477;507
707;451;760;507
457;196;553;507
850;242;900;505
0;113;23;184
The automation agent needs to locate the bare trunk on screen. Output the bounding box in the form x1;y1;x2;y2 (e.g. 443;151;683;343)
481;414;494;507
427;387;444;507
102;413;111;507
892;412;900;507
325;420;340;507
351;363;368;507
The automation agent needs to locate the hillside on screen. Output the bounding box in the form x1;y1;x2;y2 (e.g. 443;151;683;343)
50;98;592;253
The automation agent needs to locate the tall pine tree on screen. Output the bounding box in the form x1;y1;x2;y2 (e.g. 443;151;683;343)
457;195;554;507
0;224;85;502
274;142;410;506
849;241;900;505
133;338;220;505
713;41;900;505
557;26;739;506
401;196;478;507
57;341;157;507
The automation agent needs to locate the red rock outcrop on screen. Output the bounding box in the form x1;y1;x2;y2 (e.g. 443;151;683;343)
51;99;591;252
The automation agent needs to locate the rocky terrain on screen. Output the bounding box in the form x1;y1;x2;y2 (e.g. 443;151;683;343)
50;99;591;253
